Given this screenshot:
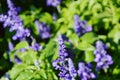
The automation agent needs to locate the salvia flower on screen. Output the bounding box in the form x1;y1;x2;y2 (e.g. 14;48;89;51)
78;62;96;80
12;28;30;40
29;36;42;51
68;58;77;80
8;41;14;51
35;20;51;39
52;34;77;80
94;40;113;70
0;0;30;40
30;42;42;51
57;34;68;58
46;0;61;7
74;15;92;37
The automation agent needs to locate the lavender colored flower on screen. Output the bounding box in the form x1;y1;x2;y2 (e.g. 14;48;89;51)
94;40;113;70
19;48;27;52
57;34;68;58
0;0;30;40
0;14;7;22
78;62;96;80
53;34;77;80
4;0;22;29
68;58;77;80
12;28;30;40
35;20;51;39
46;0;61;7
8;41;14;51
74;15;92;37
30;42;42;51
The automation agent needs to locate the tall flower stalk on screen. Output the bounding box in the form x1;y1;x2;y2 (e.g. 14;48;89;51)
0;0;30;40
52;34;77;80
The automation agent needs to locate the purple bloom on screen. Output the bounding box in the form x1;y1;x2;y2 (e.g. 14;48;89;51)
8;41;14;51
78;62;96;80
30;42;42;51
94;40;113;70
35;20;51;39
0;0;30;40
0;14;7;22
18;48;27;52
12;28;30;40
68;58;77;80
57;34;68;58
46;0;61;7
53;34;77;80
74;15;92;37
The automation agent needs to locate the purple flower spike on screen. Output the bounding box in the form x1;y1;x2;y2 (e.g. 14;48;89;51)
78;62;96;80
8;41;14;51
46;0;61;7
74;15;92;37
68;58;77;80
12;28;30;40
30;43;42;51
35;20;51;39
94;40;113;70
7;0;14;9
0;0;30;40
53;34;77;80
0;14;7;22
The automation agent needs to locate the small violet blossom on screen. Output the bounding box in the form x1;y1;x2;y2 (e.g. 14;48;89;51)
94;40;113;70
35;20;51;39
78;62;96;80
0;0;30;40
30;42;42;51
46;0;61;7
74;15;92;37
52;34;77;80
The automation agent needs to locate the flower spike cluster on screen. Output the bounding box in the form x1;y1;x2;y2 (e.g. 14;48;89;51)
52;34;77;80
0;0;30;40
94;40;113;70
35;20;51;39
46;0;61;7
78;62;96;80
74;15;92;37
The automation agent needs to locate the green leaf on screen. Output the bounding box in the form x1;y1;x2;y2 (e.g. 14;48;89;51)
40;39;57;61
108;26;120;43
16;50;37;64
85;51;94;62
38;69;47;79
9;64;27;79
81;32;97;43
78;41;95;51
16;70;33;80
15;41;29;50
40;12;53;24
113;68;120;75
